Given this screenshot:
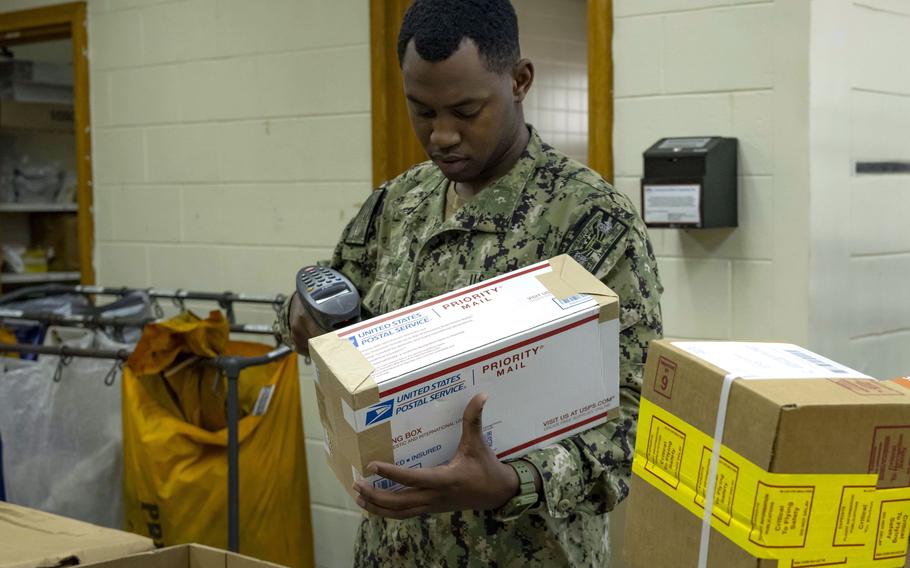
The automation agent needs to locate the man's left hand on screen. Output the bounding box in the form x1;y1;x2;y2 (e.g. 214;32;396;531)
352;393;521;519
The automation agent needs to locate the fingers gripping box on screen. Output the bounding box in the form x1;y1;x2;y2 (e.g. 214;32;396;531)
309;255;621;494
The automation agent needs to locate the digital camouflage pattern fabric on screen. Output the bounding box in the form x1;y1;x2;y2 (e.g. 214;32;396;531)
275;128;663;567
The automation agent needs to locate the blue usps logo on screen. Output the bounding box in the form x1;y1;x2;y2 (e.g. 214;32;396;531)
348;336;359;348
364;399;394;426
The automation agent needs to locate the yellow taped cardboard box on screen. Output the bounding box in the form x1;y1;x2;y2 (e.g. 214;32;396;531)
0;502;154;568
310;255;621;495
625;340;910;568
83;544;288;568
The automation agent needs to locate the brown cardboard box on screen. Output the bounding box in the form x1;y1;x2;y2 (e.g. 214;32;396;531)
0;101;73;132
311;255;621;495
0;502;154;568
624;340;910;568
83;544;288;568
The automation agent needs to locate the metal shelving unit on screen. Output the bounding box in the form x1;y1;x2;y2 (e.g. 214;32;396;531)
0;271;81;284
0;203;78;213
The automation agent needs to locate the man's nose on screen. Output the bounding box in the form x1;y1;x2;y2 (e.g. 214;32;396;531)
429;117;461;150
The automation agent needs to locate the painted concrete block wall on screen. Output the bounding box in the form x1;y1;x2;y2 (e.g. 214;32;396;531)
810;0;910;379
0;1;370;566
90;2;371;565
612;0;810;344
514;0;589;164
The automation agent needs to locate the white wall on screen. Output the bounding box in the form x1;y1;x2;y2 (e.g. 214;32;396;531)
92;2;370;566
612;0;811;345
809;0;910;379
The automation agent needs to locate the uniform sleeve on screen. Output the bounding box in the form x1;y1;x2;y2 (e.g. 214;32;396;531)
272;188;386;349
518;209;663;519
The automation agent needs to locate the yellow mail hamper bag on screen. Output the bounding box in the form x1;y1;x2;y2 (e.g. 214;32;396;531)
122;311;313;567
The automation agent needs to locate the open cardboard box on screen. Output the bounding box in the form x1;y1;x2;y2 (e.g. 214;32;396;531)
0;502;153;568
83;544;287;568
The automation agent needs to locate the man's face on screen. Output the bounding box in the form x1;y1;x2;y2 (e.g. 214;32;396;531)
401;39;522;183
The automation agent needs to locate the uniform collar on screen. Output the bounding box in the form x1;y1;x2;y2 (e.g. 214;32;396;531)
394;126;545;234
440;126;543;234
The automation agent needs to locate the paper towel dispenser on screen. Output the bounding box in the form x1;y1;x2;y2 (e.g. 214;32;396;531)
640;137;738;229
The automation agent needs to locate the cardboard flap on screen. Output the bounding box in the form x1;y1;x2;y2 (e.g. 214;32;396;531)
309;332;378;407
0;502;154;568
536;254;619;322
83;544;289;567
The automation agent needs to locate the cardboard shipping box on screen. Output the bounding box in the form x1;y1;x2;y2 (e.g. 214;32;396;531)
625;340;910;568
310;255;620;494
0;101;73;132
83;544;287;568
0;502;154;568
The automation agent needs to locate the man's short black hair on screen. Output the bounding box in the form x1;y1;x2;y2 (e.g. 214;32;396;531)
397;0;520;74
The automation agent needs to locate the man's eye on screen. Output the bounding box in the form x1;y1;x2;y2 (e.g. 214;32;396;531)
418;108;435;119
454;108;480;119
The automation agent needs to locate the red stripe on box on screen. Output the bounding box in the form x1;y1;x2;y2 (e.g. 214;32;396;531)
497;410;610;459
339;262;549;337
378;313;599;398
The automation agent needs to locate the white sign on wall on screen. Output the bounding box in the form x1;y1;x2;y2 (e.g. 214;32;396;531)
643;184;701;225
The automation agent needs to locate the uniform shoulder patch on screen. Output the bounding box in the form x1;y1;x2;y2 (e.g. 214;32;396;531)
345;188;386;246
559;207;630;274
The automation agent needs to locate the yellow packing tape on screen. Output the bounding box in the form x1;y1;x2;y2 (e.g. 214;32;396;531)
633;398;910;566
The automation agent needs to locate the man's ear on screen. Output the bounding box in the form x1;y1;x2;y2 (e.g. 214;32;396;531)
512;58;534;103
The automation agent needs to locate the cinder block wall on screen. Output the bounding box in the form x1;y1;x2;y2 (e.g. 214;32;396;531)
87;2;371;566
809;0;910;378
1;1;371;566
612;0;812;346
139;2;367;566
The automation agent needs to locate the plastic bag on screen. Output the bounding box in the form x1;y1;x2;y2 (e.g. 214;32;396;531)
94;291;153;344
122;311;313;567
0;327;129;528
0;294;93;360
12;159;63;203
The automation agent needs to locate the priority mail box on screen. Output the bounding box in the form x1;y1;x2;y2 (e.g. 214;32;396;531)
625;340;910;568
309;255;620;494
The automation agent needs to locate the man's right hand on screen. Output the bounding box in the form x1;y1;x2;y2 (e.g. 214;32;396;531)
289;293;324;356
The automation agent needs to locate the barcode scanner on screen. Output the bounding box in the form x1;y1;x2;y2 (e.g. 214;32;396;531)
295;266;361;331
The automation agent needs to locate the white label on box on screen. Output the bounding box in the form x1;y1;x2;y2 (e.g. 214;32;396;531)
672;342;870;379
643;184;701;225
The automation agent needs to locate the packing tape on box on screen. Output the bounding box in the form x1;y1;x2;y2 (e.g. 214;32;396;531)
633;397;910;567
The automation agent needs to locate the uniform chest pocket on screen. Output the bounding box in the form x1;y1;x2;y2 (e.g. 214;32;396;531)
408;267;503;305
362;256;410;316
340;242;369;264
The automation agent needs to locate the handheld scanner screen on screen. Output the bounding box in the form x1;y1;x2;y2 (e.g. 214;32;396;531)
295;266;361;331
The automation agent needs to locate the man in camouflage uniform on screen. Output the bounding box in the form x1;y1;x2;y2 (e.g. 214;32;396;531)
274;0;662;565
